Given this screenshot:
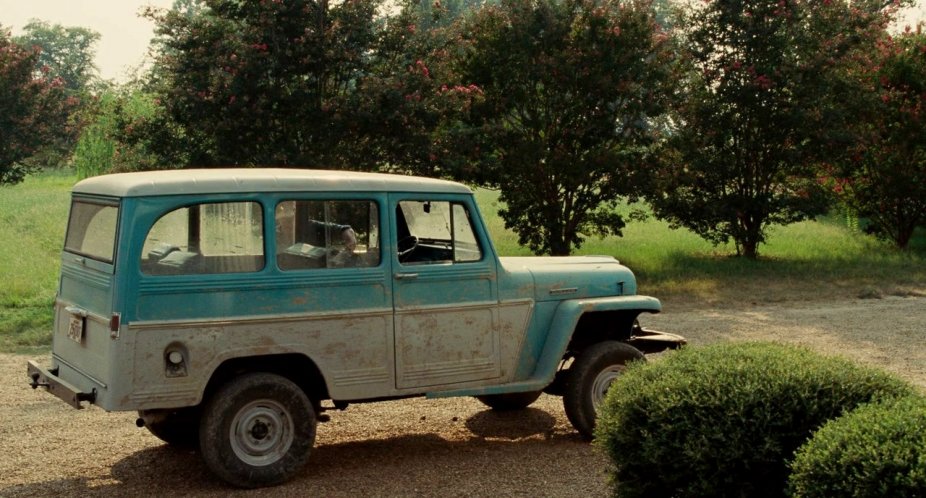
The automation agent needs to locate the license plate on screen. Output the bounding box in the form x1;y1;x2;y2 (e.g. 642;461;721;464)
67;315;85;343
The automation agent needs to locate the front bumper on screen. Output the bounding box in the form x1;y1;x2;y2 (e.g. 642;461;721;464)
27;360;96;409
627;328;687;354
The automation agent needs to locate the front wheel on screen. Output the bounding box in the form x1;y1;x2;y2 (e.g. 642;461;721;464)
199;373;317;488
563;341;643;440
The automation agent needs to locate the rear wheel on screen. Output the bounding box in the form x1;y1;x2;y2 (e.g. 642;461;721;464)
563;341;643;440
475;391;542;411
199;373;316;488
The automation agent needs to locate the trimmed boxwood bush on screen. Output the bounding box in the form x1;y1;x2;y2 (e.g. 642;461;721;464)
594;342;915;498
788;395;926;497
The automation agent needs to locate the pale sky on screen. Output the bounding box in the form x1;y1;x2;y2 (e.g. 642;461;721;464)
1;0;925;82
0;0;174;82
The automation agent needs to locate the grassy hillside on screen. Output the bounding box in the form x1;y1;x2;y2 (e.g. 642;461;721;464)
476;188;926;306
1;172;923;352
0;171;74;351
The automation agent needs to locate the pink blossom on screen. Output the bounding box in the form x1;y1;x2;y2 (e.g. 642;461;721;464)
754;74;773;89
415;60;430;78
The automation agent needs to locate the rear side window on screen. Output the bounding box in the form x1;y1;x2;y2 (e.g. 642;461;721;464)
64;200;119;263
276;200;380;270
142;202;264;275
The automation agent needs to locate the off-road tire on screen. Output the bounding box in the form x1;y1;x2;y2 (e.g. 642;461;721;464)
475;391;543;411
199;372;316;488
138;407;200;447
563;341;644;440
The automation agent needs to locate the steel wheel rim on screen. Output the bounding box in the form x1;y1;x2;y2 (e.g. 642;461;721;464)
591;365;624;410
230;399;293;467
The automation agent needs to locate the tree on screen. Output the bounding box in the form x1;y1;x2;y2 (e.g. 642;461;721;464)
71;84;162;178
129;0;382;168
410;0;491;31
346;0;476;178
649;0;903;258
829;29;926;249
12;20;99;170
14;20;100;93
446;0;678;255
0;27;75;185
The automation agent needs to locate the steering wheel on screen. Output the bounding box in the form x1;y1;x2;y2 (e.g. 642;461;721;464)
397;235;419;261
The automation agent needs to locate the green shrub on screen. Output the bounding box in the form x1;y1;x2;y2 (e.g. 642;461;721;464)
72;123;115;179
594;342;915;498
788;395;926;497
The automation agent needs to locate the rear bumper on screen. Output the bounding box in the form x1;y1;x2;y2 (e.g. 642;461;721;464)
27;360;96;409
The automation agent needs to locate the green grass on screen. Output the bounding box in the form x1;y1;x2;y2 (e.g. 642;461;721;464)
0;170;74;352
1;173;924;352
474;188;926;307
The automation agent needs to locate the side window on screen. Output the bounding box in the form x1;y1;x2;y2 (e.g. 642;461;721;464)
142;202;264;275
276;200;380;270
452;203;482;262
65;200;119;264
397;200;483;264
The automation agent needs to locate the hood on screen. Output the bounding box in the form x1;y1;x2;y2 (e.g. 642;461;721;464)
499;256;637;302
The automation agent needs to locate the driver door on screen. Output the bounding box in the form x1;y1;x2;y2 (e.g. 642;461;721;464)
389;195;501;390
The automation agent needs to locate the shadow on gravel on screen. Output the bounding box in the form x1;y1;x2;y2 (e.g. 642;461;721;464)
1;446;219;498
465;407;557;439
2;409;595;497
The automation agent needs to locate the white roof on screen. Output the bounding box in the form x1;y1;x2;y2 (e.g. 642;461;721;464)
72;168;472;197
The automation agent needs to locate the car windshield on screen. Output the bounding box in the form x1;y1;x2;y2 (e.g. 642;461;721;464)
64;199;119;263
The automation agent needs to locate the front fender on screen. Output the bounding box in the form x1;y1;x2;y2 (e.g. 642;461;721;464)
530;296;661;382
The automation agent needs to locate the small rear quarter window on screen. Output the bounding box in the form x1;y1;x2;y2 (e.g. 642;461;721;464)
64;200;119;263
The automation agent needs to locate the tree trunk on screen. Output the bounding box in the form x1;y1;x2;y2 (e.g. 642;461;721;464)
549;238;571;256
741;239;759;259
895;225;914;250
736;214;762;259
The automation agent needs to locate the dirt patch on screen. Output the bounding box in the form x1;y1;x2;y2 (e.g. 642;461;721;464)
2;296;923;496
650;295;926;389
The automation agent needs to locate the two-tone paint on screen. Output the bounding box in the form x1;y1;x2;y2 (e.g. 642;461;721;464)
29;168;672;413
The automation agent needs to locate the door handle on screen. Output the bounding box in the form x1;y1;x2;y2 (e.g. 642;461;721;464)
394;272;419;280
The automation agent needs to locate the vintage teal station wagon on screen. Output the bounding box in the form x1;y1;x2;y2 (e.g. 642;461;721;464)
28;168;684;487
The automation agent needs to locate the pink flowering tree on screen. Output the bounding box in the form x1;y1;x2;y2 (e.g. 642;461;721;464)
126;0;382;168
0;27;76;185
348;0;484;176
448;0;678;255
13;20;100;171
834;29;926;248
649;0;905;258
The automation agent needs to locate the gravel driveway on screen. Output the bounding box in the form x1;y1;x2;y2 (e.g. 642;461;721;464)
2;295;923;497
